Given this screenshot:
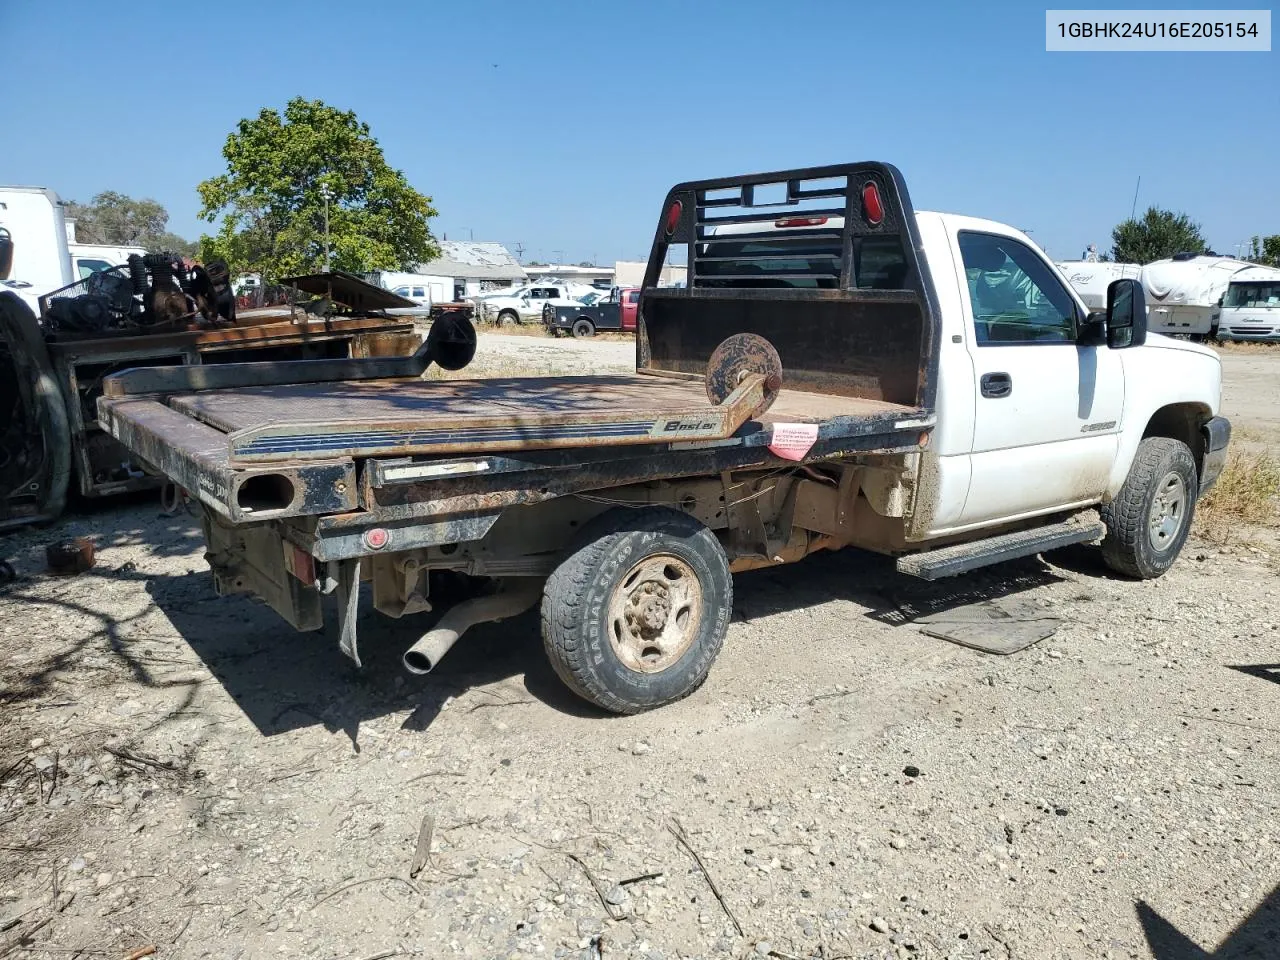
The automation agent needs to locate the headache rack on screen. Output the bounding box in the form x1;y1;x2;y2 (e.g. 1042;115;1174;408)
638;161;943;412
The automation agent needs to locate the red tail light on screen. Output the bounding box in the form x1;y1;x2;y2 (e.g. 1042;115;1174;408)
774;216;828;228
862;181;884;226
664;200;683;236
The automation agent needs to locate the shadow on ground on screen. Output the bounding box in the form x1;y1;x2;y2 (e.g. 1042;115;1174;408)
122;546;1071;744
1227;663;1280;687
3;494;1084;748
1138;882;1279;958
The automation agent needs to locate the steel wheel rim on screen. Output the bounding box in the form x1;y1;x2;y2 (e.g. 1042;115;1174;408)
1148;471;1187;551
607;554;703;674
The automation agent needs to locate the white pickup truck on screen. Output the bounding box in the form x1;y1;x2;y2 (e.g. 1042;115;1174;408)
480;282;595;324
97;162;1230;714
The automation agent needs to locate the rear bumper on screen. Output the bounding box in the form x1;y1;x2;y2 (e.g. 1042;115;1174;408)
1199;416;1231;495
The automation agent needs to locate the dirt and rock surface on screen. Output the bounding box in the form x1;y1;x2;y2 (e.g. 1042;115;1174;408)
1;337;1277;960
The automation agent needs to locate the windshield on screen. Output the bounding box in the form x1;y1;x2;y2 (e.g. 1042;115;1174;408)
1225;281;1280;308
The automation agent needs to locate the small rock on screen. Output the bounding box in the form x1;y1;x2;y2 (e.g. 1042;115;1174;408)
632;742;651;757
754;942;773;956
889;837;907;850
69;857;86;872
32;755;54;772
605;885;629;906
1054;807;1068;816
870;916;890;933
903;765;920;778
95;873;113;888
29;738;46;749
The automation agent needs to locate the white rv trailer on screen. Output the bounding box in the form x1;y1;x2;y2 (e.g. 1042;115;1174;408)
1216;263;1280;341
0;186;74;315
1055;260;1143;311
1141;254;1258;340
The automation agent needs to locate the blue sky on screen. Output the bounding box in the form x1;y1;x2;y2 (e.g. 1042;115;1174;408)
2;1;1276;263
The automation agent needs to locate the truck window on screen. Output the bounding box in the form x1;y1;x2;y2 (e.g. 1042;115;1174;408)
626;291;639;304
1225;281;1280;307
412;286;426;299
694;233;907;290
958;232;1076;345
76;258;113;279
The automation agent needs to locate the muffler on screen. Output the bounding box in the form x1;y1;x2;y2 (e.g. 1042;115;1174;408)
402;584;540;674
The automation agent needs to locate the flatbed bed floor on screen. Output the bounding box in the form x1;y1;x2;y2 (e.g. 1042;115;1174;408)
168;374;910;435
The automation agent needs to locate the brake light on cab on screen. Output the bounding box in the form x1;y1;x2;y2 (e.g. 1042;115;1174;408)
862;181;884;226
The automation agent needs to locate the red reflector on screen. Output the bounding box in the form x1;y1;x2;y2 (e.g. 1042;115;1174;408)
774;216;828;228
664;200;683;236
862;181;884;226
363;527;390;550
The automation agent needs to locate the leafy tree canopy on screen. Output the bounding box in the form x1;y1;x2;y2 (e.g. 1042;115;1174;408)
65;192;197;255
1110;207;1207;264
1248;235;1280;267
197;97;439;278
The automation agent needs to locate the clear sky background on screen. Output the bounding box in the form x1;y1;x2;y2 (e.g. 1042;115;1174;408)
2;1;1276;263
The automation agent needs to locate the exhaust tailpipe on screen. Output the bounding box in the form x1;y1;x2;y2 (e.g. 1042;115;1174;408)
403;584;540;674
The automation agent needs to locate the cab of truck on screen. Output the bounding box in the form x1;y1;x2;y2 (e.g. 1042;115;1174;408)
1217;265;1280;340
642;163;1226;571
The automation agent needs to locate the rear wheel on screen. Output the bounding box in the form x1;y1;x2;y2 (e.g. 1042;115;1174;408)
1100;437;1197;579
541;508;731;714
572;318;595;338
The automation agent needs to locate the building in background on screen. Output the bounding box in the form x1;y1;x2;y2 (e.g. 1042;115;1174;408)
420;241;527;298
613;260;687;288
521;263;614;287
370;241;527;304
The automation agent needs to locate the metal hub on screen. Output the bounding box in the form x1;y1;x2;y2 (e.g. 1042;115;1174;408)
607;555;702;674
1148;471;1187;551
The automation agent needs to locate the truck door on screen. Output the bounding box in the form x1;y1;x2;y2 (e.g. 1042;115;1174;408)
622;290;639;330
955;231;1123;527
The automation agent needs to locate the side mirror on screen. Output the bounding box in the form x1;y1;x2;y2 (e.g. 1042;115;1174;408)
1106;278;1146;349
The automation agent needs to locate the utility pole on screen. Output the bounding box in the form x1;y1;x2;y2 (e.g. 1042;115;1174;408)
513;242;525;262
320;183;334;272
552;249;564;266
1129;175;1141;220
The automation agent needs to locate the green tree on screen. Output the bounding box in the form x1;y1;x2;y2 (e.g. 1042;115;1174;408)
1247;235;1280;267
65;191;196;254
197;98;439;278
1110;207;1208;264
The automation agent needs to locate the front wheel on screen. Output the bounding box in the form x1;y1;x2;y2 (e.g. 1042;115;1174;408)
1100;437;1197;579
572;318;595;338
497;310;518;327
541;507;732;714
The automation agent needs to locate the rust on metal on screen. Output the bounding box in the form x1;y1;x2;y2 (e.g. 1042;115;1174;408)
46;537;95;575
705;333;783;418
217;374;767;464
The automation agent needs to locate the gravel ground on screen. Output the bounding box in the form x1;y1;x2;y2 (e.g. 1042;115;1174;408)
0;341;1276;960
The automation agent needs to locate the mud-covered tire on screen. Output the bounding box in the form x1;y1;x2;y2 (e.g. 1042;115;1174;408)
541;507;731;714
1100;437;1197;579
572;318;595;338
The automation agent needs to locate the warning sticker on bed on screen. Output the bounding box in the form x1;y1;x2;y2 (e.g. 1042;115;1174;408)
768;423;819;461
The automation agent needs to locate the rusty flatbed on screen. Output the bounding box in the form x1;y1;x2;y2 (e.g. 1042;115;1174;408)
159;373;906;464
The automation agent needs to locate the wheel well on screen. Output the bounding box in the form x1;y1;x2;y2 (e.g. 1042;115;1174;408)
1143;403;1211;476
